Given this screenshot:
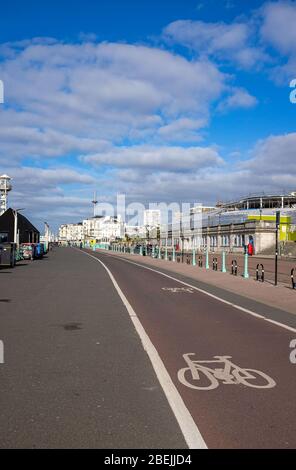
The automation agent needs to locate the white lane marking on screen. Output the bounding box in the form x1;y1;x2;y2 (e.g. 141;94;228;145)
162;287;194;294
96;251;296;334
178;354;276;391
81;250;207;450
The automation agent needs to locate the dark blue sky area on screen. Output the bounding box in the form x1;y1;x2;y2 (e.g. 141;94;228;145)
1;0;264;43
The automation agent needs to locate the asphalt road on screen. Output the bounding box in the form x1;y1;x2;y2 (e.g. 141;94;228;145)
84;249;296;449
0;247;186;449
1;246;296;449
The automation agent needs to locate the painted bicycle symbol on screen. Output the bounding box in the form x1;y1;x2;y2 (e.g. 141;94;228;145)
178;353;276;390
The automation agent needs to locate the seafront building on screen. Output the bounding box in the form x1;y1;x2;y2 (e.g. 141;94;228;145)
58;191;296;255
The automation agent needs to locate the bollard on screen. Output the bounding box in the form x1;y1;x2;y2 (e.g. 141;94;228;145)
243;253;249;279
256;264;265;282
172;247;176;262
205;250;209;269
192;249;196;266
221;251;227;273
231;260;238;276
291;268;296;289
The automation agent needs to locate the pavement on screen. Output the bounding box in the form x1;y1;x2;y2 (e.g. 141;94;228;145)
0;247;186;449
1;246;296;449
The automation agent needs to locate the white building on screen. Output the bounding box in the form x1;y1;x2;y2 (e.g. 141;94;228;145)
82;215;125;241
143;209;161;229
99;216;125;241
125;225;146;239
58;223;84;243
82;216;103;240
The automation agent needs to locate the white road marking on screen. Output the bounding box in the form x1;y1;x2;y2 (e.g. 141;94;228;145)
178;354;276;391
80;250;207;450
162;287;194;293
96;251;296;335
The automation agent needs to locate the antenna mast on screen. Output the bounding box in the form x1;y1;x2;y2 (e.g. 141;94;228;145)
92;191;98;217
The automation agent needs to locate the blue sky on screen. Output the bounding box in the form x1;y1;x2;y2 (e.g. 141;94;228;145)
0;0;295;231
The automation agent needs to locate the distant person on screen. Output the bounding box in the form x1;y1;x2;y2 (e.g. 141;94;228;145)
80;241;83;250
248;243;253;256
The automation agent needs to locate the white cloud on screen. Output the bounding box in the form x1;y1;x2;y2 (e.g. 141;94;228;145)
217;87;258;111
258;1;296;81
260;1;296;56
91;132;296;206
163;19;267;69
0;39;226;164
5;166;96;230
10;166;96;185
243;132;296;173
157;118;207;143
0;19;294;229
82;145;224;172
0;124;109;161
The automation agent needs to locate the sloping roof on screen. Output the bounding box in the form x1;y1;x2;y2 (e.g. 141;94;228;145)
0;208;40;233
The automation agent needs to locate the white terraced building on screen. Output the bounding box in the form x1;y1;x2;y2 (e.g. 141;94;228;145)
59;216;125;244
58;223;84;243
143;209;161;229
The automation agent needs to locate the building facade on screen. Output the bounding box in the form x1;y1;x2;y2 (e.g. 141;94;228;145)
0;208;40;245
143;209;161;229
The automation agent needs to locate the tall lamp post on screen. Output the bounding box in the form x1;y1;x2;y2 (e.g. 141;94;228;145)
13;208;25;249
180;215;184;263
275;211;280;286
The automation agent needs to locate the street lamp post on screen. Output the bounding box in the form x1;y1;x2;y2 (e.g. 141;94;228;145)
180;216;185;263
13;208;25;247
275;211;280;286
